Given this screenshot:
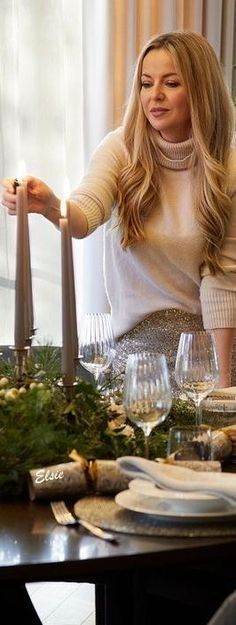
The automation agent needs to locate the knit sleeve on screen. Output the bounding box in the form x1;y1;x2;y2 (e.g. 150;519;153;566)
200;149;236;329
69;127;126;234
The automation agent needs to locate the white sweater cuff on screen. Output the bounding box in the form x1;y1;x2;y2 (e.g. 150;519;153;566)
70;192;104;234
200;289;236;328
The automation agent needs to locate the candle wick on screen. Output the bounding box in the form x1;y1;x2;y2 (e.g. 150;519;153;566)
13;179;20;194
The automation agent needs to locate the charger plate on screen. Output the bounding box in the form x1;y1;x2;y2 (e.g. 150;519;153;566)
74;495;236;538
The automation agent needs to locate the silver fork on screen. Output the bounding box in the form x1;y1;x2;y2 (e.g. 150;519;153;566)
50;500;118;543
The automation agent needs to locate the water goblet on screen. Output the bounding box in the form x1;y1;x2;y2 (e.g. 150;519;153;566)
175;331;219;425
123;351;172;458
167;425;212;461
79;312;115;387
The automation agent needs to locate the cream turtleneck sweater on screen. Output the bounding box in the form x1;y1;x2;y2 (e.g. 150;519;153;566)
71;127;236;339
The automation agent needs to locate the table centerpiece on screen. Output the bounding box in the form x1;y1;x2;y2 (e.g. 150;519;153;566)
0;345;197;498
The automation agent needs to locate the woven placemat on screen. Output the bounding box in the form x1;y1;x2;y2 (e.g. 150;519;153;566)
74;496;236;538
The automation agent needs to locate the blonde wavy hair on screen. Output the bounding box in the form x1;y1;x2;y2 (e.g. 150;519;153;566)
118;30;234;274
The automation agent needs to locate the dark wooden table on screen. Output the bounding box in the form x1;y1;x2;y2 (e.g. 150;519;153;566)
1;499;236;624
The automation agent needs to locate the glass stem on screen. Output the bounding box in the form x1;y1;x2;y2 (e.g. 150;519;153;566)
195;400;202;426
94;372;101;389
144;435;149;459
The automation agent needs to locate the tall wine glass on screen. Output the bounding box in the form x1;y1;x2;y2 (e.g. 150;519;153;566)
123;352;172;458
175;331;219;425
79;313;115;387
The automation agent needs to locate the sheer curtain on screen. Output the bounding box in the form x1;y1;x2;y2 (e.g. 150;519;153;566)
0;0;235;345
0;0;84;344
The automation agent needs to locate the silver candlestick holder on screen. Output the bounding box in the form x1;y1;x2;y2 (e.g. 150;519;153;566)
58;378;78;402
10;346;30;384
26;328;37;357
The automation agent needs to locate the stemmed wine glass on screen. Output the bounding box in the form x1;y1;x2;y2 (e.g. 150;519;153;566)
175;331;219;425
79;312;115;387
123;352;172;458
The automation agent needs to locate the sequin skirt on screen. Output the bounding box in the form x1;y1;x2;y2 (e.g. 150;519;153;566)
113;309;204;394
114;309;236;394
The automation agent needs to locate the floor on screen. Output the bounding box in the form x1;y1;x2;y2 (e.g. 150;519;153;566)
27;581;95;625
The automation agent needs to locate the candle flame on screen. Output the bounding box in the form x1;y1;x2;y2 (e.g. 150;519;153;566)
60;198;67;218
60;177;70;217
17;159;27;181
63;177;70;198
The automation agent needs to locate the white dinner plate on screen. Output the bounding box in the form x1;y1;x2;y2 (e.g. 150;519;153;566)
115;488;236;521
202;397;236;412
128;478;227;513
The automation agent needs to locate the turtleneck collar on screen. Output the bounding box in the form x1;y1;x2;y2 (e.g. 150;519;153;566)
155;133;194;170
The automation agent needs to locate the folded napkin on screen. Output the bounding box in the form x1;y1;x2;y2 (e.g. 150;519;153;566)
117;457;236;504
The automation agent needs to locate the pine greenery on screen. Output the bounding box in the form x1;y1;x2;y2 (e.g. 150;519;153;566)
0;347;195;497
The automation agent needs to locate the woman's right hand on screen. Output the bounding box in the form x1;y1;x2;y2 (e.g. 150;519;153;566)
1;176;60;218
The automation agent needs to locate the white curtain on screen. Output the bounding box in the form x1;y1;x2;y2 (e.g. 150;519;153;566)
0;0;235;346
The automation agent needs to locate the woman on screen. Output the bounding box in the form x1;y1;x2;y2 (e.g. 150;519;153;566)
2;30;236;389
